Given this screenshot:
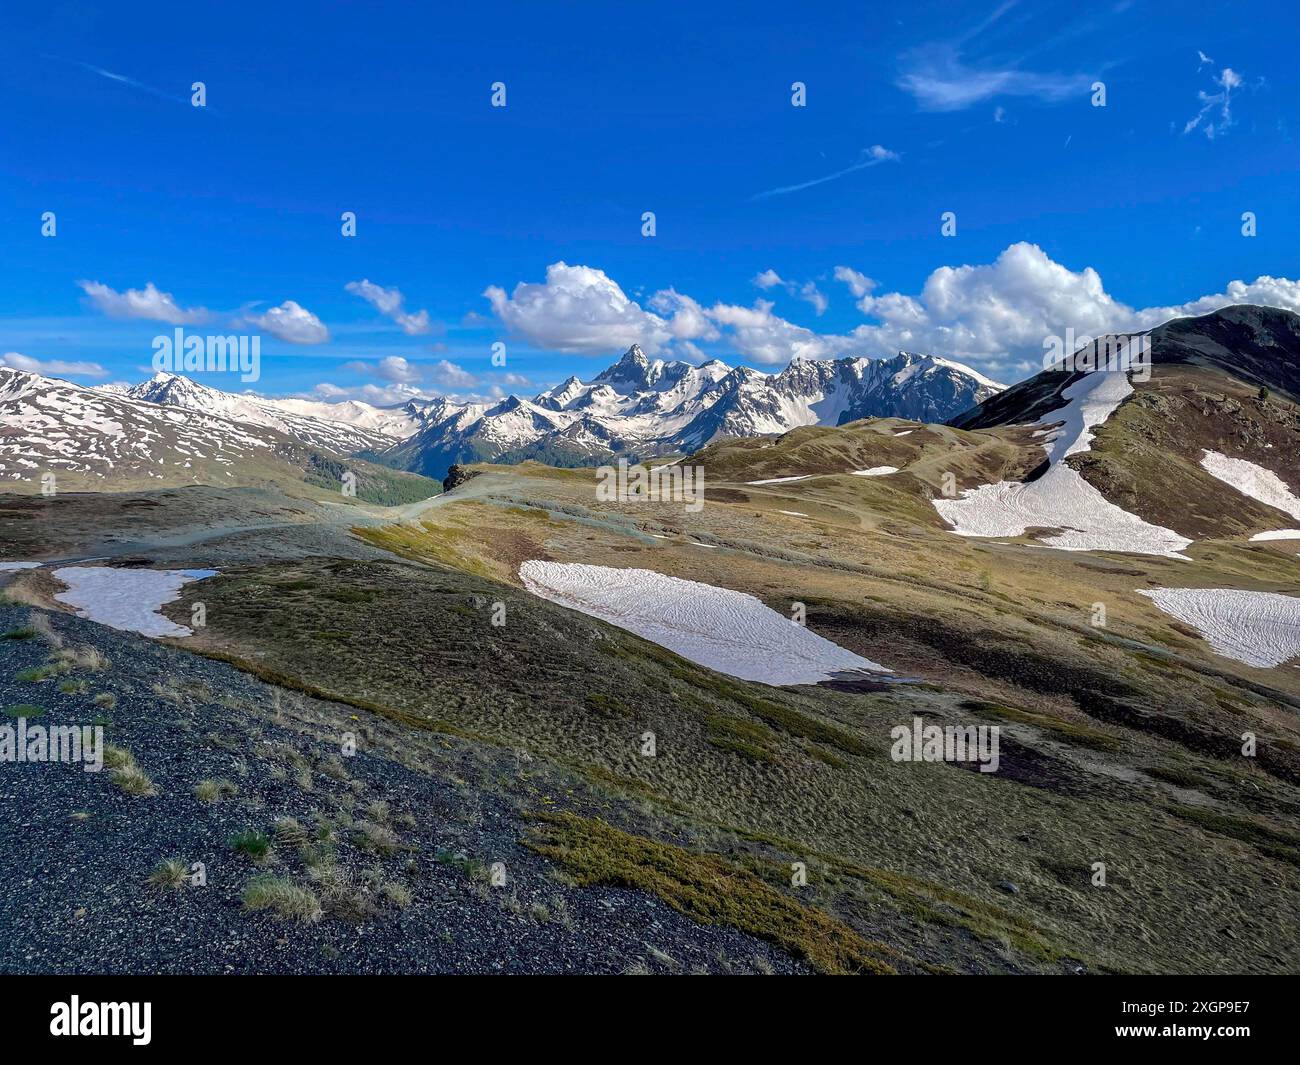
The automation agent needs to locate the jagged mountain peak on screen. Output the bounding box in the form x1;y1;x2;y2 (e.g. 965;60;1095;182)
593;344;666;391
387;343;1003;480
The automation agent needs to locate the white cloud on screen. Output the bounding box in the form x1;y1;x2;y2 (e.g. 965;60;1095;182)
798;281;828;316
1184;65;1244;140
342;355;421;384
647;288;720;341
1;351;109;378
482;248;1300;377
896;44;1092;112
706;299;857;365
340;355;482;392
308;380;430;405
485;262;672;354
345;279;433;335
78;280;209;324
834;266;876;299
752;145;898;199
1135;275;1300;324
429;360;477;389
835;241;1300;371
245;300;330;345
748;273;830;316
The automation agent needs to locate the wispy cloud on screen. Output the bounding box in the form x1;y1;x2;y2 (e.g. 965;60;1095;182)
44;55;197;108
749;271;829;314
896;43;1092;111
751;145;899;200
895;4;1096;112
1184;60;1244;140
1;352;109;379
344;280;434;335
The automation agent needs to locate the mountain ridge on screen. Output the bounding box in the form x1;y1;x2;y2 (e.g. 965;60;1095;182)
387;345;1004;480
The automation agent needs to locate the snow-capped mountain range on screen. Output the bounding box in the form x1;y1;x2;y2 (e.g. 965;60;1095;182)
0;347;1002;488
0;365;293;486
384;346;1003;480
124;373;425;453
0;366;438;499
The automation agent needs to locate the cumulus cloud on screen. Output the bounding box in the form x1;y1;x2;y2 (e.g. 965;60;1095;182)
1;351;109;378
342;355;422;384
78;280;209;324
341;354;482;392
308;380;430;406
483;248;1300;378
429;360;477;389
833;241;1300;373
752;269;784;290
485;262;673;354
707;299;859;365
647;288;720;341
245;300;330;345
345;279;433;335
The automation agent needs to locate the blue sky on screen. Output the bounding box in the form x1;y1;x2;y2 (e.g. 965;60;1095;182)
2;0;1297;403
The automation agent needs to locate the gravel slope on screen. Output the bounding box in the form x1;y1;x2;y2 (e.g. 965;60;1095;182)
0;604;805;975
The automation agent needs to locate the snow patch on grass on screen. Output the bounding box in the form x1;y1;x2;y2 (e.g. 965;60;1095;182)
1200;451;1300;522
1139;587;1300;668
1250;530;1300;541
52;566;217;637
520;560;889;684
851;466;899;477
933;370;1192;559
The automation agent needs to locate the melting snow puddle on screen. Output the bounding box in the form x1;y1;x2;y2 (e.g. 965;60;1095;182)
933;369;1192;559
746;475;811;485
520;560;890;684
52;566;217;638
852;466;899;477
1139;588;1300;668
